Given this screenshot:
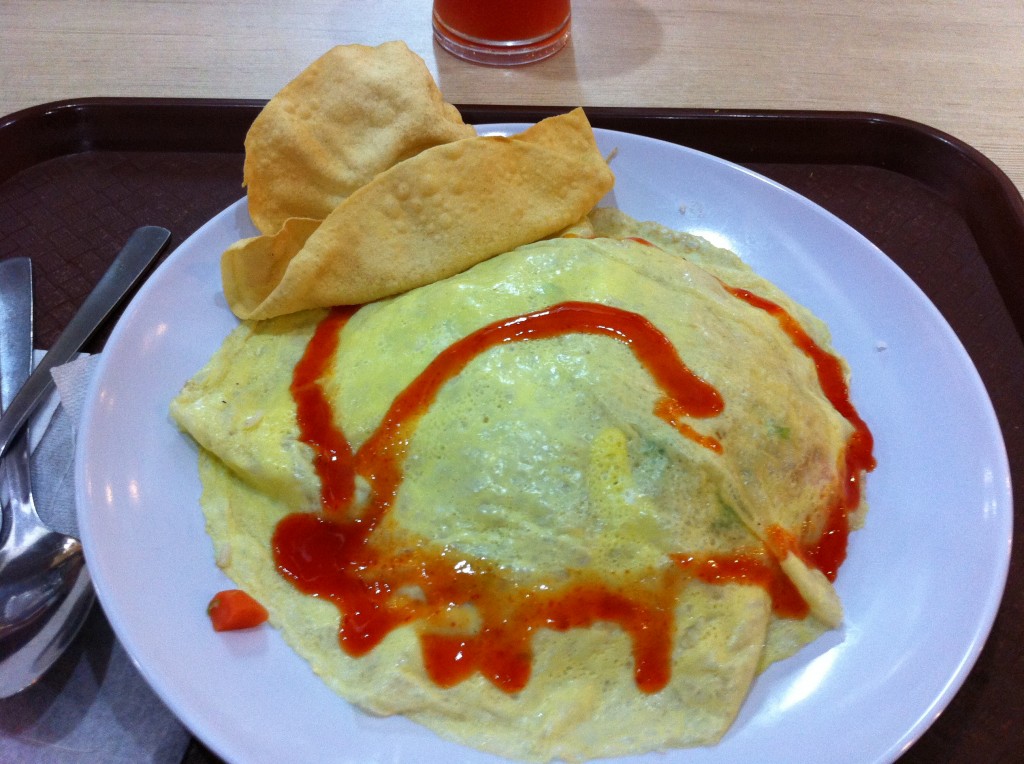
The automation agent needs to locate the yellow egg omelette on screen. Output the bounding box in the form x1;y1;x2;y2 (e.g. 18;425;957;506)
170;208;873;762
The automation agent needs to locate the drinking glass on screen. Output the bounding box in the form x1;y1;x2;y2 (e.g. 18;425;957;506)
433;0;572;66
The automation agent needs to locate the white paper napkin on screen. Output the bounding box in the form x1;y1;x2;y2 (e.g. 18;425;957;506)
0;354;191;763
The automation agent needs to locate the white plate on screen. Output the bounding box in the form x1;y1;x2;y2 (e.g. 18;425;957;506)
77;126;1012;764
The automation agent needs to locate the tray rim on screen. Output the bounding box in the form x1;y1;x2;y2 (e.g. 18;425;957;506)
2;97;1021;764
3;97;1023;340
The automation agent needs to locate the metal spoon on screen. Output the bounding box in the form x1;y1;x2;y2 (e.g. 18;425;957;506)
0;257;93;697
0;227;169;697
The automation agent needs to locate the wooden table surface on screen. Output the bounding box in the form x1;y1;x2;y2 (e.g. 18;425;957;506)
2;0;1023;196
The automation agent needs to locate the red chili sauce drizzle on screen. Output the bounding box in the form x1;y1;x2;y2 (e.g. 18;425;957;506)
673;285;876;618
272;288;874;693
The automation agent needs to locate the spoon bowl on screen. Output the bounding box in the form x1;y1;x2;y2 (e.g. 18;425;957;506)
0;501;95;697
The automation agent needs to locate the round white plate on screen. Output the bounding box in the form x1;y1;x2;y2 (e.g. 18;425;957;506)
77;126;1012;764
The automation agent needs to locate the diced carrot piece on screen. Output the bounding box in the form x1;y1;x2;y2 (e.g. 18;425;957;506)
207;589;269;632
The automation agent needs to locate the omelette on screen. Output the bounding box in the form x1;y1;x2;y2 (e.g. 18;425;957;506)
171;208;873;762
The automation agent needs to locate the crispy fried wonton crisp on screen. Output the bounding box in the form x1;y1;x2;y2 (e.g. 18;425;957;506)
223;108;615;320
243;41;475;236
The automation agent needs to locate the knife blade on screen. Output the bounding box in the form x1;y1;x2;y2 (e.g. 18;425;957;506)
0;226;171;462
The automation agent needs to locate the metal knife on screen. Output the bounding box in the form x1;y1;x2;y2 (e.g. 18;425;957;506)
0;226;171;462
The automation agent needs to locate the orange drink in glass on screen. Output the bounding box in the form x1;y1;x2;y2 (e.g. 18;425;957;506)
433;0;571;66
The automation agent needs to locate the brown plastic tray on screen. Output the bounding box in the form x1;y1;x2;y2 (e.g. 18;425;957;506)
1;99;1021;764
